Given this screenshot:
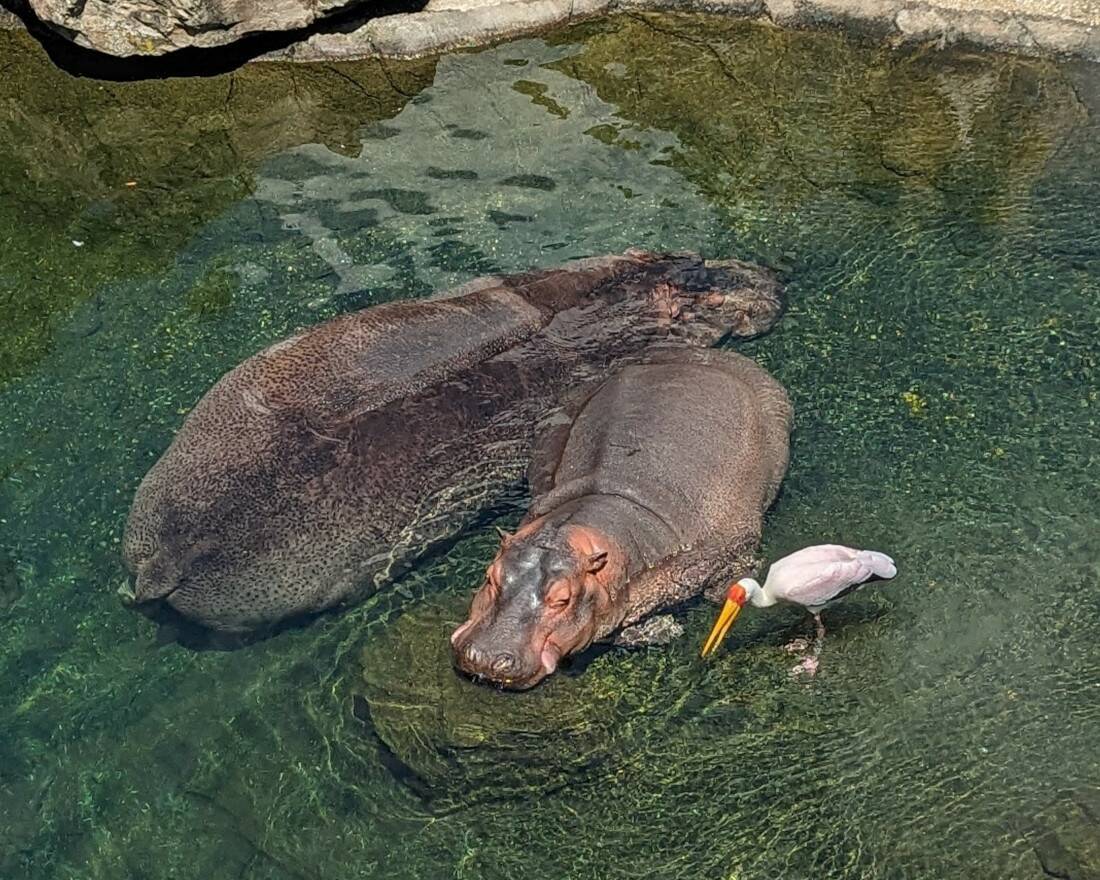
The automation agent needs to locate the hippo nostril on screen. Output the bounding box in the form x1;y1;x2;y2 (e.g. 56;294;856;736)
463;644;482;667
490;652;516;675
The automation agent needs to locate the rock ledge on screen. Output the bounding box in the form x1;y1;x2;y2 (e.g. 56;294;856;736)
2;0;1098;61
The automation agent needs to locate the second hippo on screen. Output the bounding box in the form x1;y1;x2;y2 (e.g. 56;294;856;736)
451;347;792;689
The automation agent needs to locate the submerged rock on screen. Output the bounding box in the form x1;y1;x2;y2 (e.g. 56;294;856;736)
1025;793;1100;880
0;26;434;386
0;551;23;612
357;596;684;807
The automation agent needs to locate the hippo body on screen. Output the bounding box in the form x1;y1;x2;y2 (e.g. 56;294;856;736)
451;347;792;689
124;251;783;632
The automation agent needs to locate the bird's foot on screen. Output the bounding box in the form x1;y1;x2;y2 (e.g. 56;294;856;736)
782;638;810;654
789;655;820;678
788;628;824;678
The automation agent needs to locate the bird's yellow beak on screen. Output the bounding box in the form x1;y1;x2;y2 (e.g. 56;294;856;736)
700;582;749;658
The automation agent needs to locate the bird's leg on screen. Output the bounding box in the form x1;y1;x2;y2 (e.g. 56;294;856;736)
790;613;825;678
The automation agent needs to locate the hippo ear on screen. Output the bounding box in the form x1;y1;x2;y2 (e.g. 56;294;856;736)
495;526;513;544
586;551;608;574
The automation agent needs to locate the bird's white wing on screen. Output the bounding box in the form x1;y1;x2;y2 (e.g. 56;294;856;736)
768;545;896;607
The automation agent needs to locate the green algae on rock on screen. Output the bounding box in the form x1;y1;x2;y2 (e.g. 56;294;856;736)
359;597;681;805
355;527;792;814
546;14;1084;253
184;267;239;318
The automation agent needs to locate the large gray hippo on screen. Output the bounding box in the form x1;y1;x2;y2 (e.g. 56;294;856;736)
451;347;792;689
124;251;783;632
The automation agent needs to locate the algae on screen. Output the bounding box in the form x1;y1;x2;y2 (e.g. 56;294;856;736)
511;79;571;119
546;14;1085;257
184;267;238;318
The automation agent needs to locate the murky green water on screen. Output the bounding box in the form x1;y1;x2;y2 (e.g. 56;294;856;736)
2;13;1099;879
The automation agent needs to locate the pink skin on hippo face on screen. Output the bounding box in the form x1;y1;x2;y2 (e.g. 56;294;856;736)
450;526;621;690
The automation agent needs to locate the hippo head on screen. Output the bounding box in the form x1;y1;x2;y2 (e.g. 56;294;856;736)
450;524;622;690
658;258;785;344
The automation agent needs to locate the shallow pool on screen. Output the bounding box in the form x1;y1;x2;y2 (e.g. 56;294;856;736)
1;13;1098;879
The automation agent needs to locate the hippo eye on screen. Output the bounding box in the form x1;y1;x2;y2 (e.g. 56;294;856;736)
544;580;572;611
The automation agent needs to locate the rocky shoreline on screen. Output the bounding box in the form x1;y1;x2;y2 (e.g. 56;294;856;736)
1;0;1098;66
268;0;1100;64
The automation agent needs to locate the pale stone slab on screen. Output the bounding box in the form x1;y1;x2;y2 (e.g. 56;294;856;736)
5;0;1100;60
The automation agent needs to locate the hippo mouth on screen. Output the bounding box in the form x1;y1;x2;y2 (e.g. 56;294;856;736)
537;639;562;680
450;623;564;691
128;562;183;606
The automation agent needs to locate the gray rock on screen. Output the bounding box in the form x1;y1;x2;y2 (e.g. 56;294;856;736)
12;0;1100;59
25;0;365;56
9;0;1100;60
275;0;1100;63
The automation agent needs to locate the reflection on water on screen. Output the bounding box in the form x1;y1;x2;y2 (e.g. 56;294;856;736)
0;36;435;385
1;14;1099;880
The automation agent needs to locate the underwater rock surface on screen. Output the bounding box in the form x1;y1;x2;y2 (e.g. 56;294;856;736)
358;597;679;806
0;26;434;386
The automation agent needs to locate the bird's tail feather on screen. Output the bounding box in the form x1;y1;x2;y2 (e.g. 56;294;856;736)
859;550;897;581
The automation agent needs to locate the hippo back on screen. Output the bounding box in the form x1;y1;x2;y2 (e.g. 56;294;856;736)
528;348;792;548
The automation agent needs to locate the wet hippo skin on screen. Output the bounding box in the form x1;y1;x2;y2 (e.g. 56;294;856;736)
123;250;783;632
452;347;792;689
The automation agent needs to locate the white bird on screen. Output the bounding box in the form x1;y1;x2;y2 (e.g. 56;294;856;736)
700;544;897;668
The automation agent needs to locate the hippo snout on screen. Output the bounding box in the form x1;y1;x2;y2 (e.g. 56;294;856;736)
451;628;544;689
455;641;518;677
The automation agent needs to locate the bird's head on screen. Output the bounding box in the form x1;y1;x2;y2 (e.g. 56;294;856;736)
700;578;760;658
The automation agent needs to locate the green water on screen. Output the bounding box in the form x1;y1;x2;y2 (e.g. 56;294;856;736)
2;13;1099;879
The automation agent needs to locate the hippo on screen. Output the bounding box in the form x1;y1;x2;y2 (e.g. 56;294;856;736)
123;250;783;632
450;347;792;689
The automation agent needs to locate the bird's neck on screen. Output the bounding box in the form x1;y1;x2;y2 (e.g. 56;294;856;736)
741;577;776;608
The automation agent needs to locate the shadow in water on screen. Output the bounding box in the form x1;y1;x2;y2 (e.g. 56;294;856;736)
351;693;436;803
136;600;331;652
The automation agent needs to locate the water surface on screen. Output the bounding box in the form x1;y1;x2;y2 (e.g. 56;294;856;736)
1;14;1098;880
